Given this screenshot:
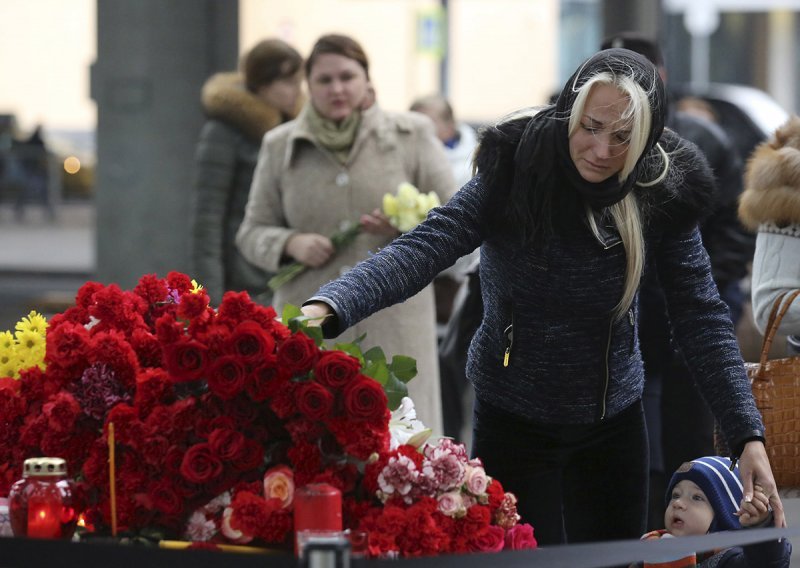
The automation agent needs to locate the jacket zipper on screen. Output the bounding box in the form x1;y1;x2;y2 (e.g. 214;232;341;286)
600;317;613;420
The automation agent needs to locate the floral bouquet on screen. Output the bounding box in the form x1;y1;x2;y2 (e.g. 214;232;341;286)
267;182;441;291
0;311;48;379
0;271;536;558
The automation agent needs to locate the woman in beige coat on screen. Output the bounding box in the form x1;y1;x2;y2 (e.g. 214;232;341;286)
236;34;456;434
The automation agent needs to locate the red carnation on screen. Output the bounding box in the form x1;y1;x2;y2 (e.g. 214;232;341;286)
314;350;361;389
163;338;209;382
180;443;223;484
343;375;388;422
229;491;280;536
177;290;210;320
42;391;81;433
276;332;318;375
295;380;334;421
207;355;246;400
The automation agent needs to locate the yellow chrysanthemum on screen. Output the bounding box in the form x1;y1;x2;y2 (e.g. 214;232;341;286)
190;279;204;294
15;310;48;336
0;330;14;350
0;348;19;378
15;328;44;355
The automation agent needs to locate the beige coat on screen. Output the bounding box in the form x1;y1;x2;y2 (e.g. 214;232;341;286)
237;104;457;434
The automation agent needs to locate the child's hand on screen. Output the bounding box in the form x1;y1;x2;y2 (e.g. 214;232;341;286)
738;484;772;527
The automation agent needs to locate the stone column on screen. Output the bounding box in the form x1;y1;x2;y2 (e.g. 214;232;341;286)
90;0;238;287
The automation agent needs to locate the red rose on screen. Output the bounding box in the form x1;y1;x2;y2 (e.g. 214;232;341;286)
231;438;265;472
180;443;223;484
276;332;318;375
295;381;334;421
314;350;361;389
163;339;208;382
469;525;506;553
504;523;537;550
207;355;246;400
227;320;276;363
208;428;247;461
245;362;290;402
149;479;183;515
343;375;388;422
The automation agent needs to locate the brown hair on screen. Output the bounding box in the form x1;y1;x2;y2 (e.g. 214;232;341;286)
305;34;369;80
241;39;303;93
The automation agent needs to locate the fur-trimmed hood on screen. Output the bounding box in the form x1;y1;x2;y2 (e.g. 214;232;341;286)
474;111;716;231
739;115;800;230
201;72;303;143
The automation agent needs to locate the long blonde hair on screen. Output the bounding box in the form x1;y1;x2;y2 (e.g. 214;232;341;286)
571;73;665;320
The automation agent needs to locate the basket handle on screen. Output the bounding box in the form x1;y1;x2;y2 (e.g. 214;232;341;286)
755;289;800;382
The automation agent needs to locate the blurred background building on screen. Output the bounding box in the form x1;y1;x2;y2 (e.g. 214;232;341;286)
0;0;798;328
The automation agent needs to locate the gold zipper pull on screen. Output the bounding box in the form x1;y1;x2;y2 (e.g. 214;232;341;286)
503;324;513;368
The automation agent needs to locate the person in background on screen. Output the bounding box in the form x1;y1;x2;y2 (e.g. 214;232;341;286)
739;115;800;356
410;94;478;189
236;34;456;435
299;48;783;545
633;456;790;568
191;38;304;306
410;94;480;442
601;32;755;530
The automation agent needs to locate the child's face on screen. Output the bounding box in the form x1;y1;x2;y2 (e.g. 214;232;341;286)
664;480;715;536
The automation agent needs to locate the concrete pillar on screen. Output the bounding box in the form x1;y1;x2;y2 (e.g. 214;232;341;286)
90;0;238;287
602;0;662;39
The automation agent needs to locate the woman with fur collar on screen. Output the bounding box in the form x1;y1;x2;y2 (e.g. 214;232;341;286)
191;39;304;306
299;48;783;545
739;116;800;352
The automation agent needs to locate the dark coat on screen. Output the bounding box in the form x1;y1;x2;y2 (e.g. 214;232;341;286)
313;114;764;451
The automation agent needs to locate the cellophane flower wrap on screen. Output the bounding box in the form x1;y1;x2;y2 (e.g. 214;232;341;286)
0;271;536;557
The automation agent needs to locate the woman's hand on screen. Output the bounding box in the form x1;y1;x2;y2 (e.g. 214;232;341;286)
285;233;334;267
360;209;400;238
301;302;332;327
737;441;786;527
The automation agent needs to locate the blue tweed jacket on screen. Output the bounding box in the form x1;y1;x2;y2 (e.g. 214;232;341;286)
310;122;764;452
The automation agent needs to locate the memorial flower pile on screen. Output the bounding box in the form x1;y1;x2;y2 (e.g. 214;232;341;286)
0;271;536;557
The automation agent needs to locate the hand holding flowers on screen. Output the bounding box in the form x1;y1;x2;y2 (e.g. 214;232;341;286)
268;182;441;292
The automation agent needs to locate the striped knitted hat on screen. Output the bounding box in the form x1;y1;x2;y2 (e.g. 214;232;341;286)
666;456;743;532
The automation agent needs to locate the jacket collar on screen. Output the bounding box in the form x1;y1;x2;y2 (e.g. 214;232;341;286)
283;104;404;169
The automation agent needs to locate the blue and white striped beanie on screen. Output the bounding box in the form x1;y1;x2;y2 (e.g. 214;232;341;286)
666;456;743;532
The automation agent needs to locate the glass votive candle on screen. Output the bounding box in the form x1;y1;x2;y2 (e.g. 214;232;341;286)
8;457;78;539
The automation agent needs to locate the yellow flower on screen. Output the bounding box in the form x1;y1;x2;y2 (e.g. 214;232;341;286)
396;182;420;209
190;279;204;294
16;310;48;336
0;330;14;350
382;193;399;216
0;346;17;378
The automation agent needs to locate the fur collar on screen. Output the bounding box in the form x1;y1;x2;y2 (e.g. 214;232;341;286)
474;112;715;230
739;116;800;230
201;72;298;143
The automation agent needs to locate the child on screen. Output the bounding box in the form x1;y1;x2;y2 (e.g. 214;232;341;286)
637;456;791;567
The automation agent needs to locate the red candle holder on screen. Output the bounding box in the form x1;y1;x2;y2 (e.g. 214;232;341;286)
8;457;78;539
293;483;342;555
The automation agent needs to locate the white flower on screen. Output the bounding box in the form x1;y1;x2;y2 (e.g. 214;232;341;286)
184;511;217;542
389;397;432;450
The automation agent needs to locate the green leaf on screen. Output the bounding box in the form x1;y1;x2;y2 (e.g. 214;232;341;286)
333;341;365;366
363;346;386;365
382;372;409;410
303;325;324;345
389;355;417;383
363;360;389;385
282;304;303;331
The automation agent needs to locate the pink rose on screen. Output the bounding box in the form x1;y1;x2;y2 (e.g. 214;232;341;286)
464;465;489;496
437;490;466;518
263;465;294;509
469;525;506;552
504;523;537;550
